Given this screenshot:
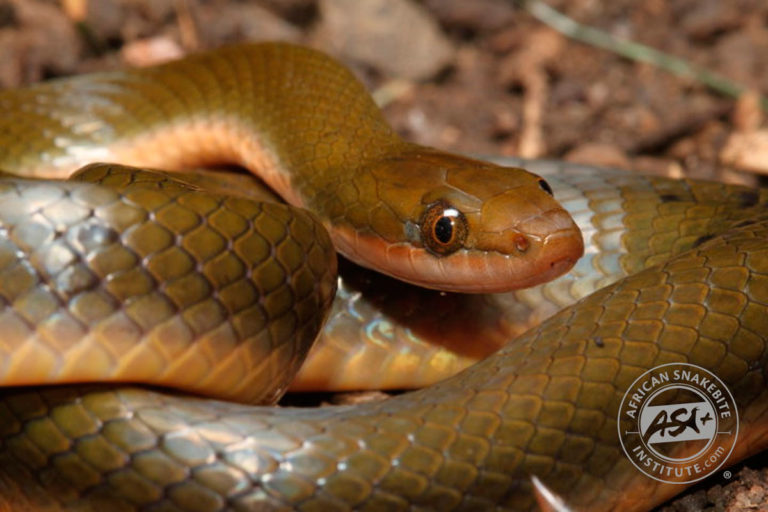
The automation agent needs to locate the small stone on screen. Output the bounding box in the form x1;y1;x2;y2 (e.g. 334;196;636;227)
680;0;741;40
720;130;768;175
121;36;185;68
422;0;515;33
4;1;81;84
198;3;302;45
315;0;454;80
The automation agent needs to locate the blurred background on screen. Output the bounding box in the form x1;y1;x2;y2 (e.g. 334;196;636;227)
1;0;767;186
0;0;767;509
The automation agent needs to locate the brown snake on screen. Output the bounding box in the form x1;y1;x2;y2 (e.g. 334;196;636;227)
0;42;765;512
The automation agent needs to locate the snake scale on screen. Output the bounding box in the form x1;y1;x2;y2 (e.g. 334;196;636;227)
0;42;765;512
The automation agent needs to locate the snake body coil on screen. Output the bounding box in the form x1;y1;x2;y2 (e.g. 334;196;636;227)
0;43;765;512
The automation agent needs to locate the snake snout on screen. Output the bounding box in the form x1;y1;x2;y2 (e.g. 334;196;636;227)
518;206;584;279
470;199;583;291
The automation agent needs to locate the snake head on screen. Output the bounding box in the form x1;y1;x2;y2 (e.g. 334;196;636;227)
331;148;584;293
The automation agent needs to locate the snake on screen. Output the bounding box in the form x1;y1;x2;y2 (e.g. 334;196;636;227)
0;41;765;512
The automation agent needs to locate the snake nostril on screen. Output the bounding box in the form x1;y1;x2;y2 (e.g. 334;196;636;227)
514;235;529;253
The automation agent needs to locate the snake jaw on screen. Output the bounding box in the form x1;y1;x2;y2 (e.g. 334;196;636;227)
331;221;582;293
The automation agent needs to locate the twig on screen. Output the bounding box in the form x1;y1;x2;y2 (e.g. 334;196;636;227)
518;0;768;111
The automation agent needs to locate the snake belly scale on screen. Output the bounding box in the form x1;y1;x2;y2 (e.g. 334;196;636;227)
0;42;765;512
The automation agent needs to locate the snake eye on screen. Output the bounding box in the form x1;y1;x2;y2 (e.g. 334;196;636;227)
538;179;553;196
420;201;468;256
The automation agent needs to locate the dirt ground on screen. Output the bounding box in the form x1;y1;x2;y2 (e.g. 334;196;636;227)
0;0;767;510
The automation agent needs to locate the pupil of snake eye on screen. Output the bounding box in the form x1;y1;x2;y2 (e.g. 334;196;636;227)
434;216;454;244
420;201;468;256
538;179;553;196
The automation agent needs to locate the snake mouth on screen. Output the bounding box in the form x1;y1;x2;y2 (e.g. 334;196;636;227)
332;226;583;294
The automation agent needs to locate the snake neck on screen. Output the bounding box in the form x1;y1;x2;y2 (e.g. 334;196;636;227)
0;42;584;293
0;43;400;197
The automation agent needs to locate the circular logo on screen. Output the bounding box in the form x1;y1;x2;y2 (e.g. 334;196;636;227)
617;362;738;484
